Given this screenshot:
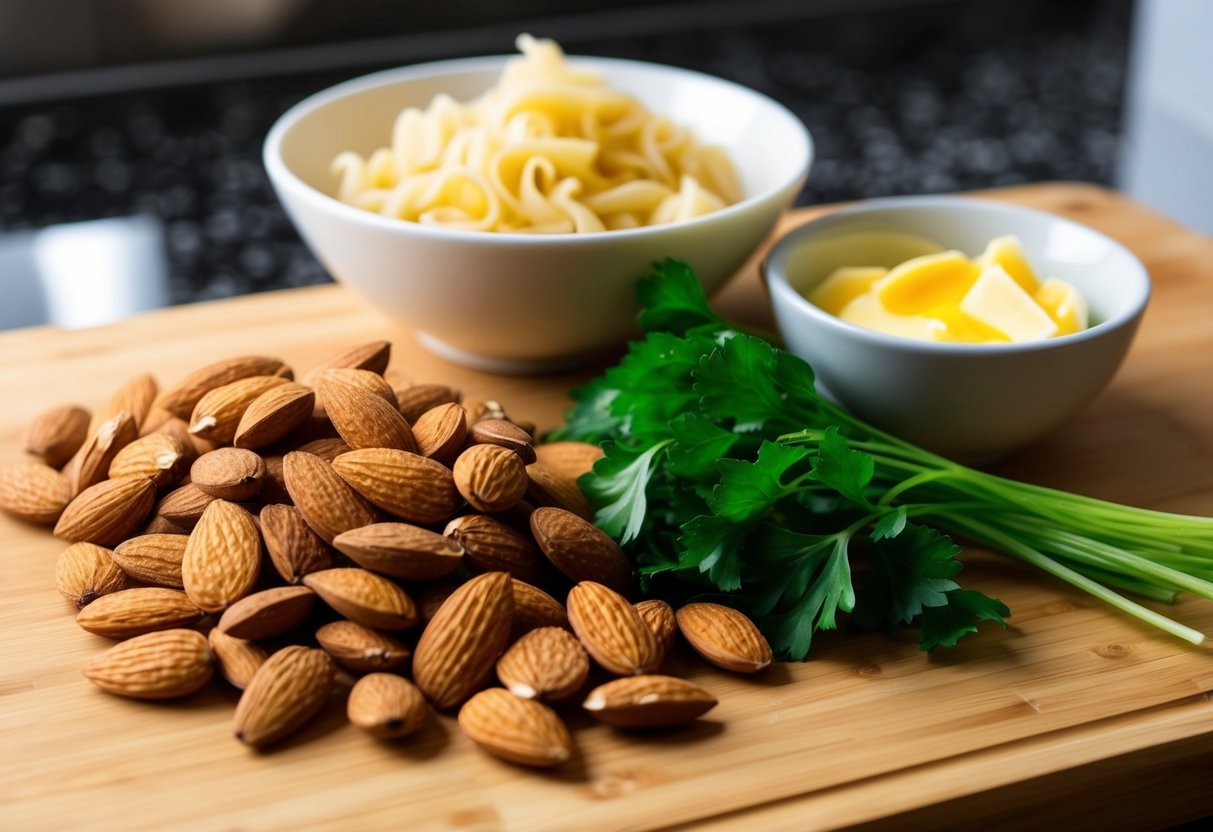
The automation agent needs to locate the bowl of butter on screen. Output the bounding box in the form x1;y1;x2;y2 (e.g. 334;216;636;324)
763;195;1150;461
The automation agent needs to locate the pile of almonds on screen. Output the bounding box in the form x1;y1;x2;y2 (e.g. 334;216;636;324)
0;341;773;767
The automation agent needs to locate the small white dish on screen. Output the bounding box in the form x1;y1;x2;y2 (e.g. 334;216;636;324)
763;196;1151;461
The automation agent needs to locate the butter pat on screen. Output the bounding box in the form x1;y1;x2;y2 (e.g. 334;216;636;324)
976;235;1039;293
874;251;980;315
809;267;888;316
1035;278;1089;335
959;264;1058;342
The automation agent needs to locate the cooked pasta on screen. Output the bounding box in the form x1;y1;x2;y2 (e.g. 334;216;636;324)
331;35;742;233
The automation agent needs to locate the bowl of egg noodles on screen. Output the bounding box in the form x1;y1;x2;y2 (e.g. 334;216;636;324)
264;36;812;372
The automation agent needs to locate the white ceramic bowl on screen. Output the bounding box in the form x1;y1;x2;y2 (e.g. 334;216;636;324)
764;196;1150;461
264;55;812;373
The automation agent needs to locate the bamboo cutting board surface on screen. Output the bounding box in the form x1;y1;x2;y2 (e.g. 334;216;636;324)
2;183;1212;832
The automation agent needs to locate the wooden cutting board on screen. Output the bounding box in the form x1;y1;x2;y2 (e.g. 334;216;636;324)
2;183;1212;832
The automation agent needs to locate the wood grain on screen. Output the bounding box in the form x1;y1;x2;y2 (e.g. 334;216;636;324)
2;184;1212;831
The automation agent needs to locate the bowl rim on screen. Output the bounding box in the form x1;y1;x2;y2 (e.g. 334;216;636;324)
263;53;813;245
763;194;1151;355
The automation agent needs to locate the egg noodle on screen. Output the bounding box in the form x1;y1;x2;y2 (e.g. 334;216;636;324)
330;35;741;233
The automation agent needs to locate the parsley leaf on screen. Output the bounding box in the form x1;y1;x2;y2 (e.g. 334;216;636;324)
919;589;1010;651
808;427;876;507
667;413;740;482
694;334;790;430
581;440;671;544
679;514;754;591
852;523;963;629
708;441;810;522
635;258;727;336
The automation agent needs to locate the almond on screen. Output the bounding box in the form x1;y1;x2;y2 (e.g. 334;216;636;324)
529;508;632;595
259;504;332;583
320;376;417;452
469;419;536;464
0;462;71;524
415;582;457;625
113;533;189;588
512;579;570;634
234;645;334;747
525;463;594;521
582;675;717;728
496;627;588;702
151;416;212;457
157;356;291;419
333;523;464;580
348;674;428;740
412;403;468;464
209;627;268;690
566;581;660;676
190;448;266;501
84;629;213;700
23;404;90;468
675;603;772;673
75;587;206;639
218;585;317;640
316;620;411;672
412;572;514;710
54;475;156;546
283;452;377;543
463;399;509;424
55;542;129;607
444;514;549;586
319;368;398;409
72;411;139;495
635;599;677;656
301;341;391;387
188;375;291;443
458;688;572;768
155;483;216;528
140;514;192;536
182;499;261;613
90;372;159;435
302;568;417;631
453;444;528;514
330;448;458;524
396;384;461;424
294;437;350;462
532;441;604;482
233;382;316;449
107;433;192;487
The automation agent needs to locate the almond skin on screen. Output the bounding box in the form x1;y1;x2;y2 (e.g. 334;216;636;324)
320;375;418;453
234;646;334;747
140;514;192;536
330;448;458;525
635;599;678;657
294;437;350;462
444;514;549;586
452;444;529;514
412;403;468;464
190;448;266;501
458;688;572;768
188;375;291;443
532;441;604;482
259;504;332;583
150;416;214;457
525;463;594;521
582;675;717;728
208;627;268;690
530;507;633;595
233;382;316;449
566;581;661;677
412;572;514;710
217;585;317;640
676;603;773;673
469;419;536;465
157;355;291;420
54;475;156;546
23;404;90;468
282;451;377;543
302;342;391;387
182;500;261;613
258;454;292;505
72;411;139;495
84;629;213;700
155;483;216;528
55;542;129;608
90;372;159;435
75;587;206;639
511;580;570;635
0;462;71;524
396;384;461;424
348;674;428;740
319;368;398;409
113;533;189;588
302;568;417;631
107;433;192;487
496;627;588;702
316;620;411;673
333;523;464;581
415;582;457;625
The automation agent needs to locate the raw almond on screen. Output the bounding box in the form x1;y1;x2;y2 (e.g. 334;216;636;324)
396;384;461;424
452;444;528;514
260;504;332;583
532;441;604;482
412;571;514;710
182;499;261;613
190;448;266;501
89;372;159;435
566;581;660;676
294;437;350;462
151;416;213;457
188;375;291;443
469;419;536;464
582;675;717;727
302;568;417;631
107;433;191;487
233;383;316;449
412;403;468;464
234;645;334;747
157;355;291;419
259;454;291;505
282;451;377;543
140;514;191;536
512;579;570;634
209;627;268;690
496;627;588;702
302;341;391;387
635;599;677;656
463;399;509;424
525;463;594;520
330;448;458;524
676;603;772;673
444;514;549;585
23;404;90;468
415;582;456;625
76;587;206;639
320;376;417;452
218;585;317;640
319;368;398;409
72;411;139;495
333;523;464;580
84;629;213;700
54;475;156;546
530;507;633;594
348;673;428;739
0;462;71;524
113;533;189;588
155;483;216;528
55;542;129;607
458;688;572;768
316;620;411;672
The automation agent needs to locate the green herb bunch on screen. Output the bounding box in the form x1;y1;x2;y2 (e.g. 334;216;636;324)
551;260;1213;659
